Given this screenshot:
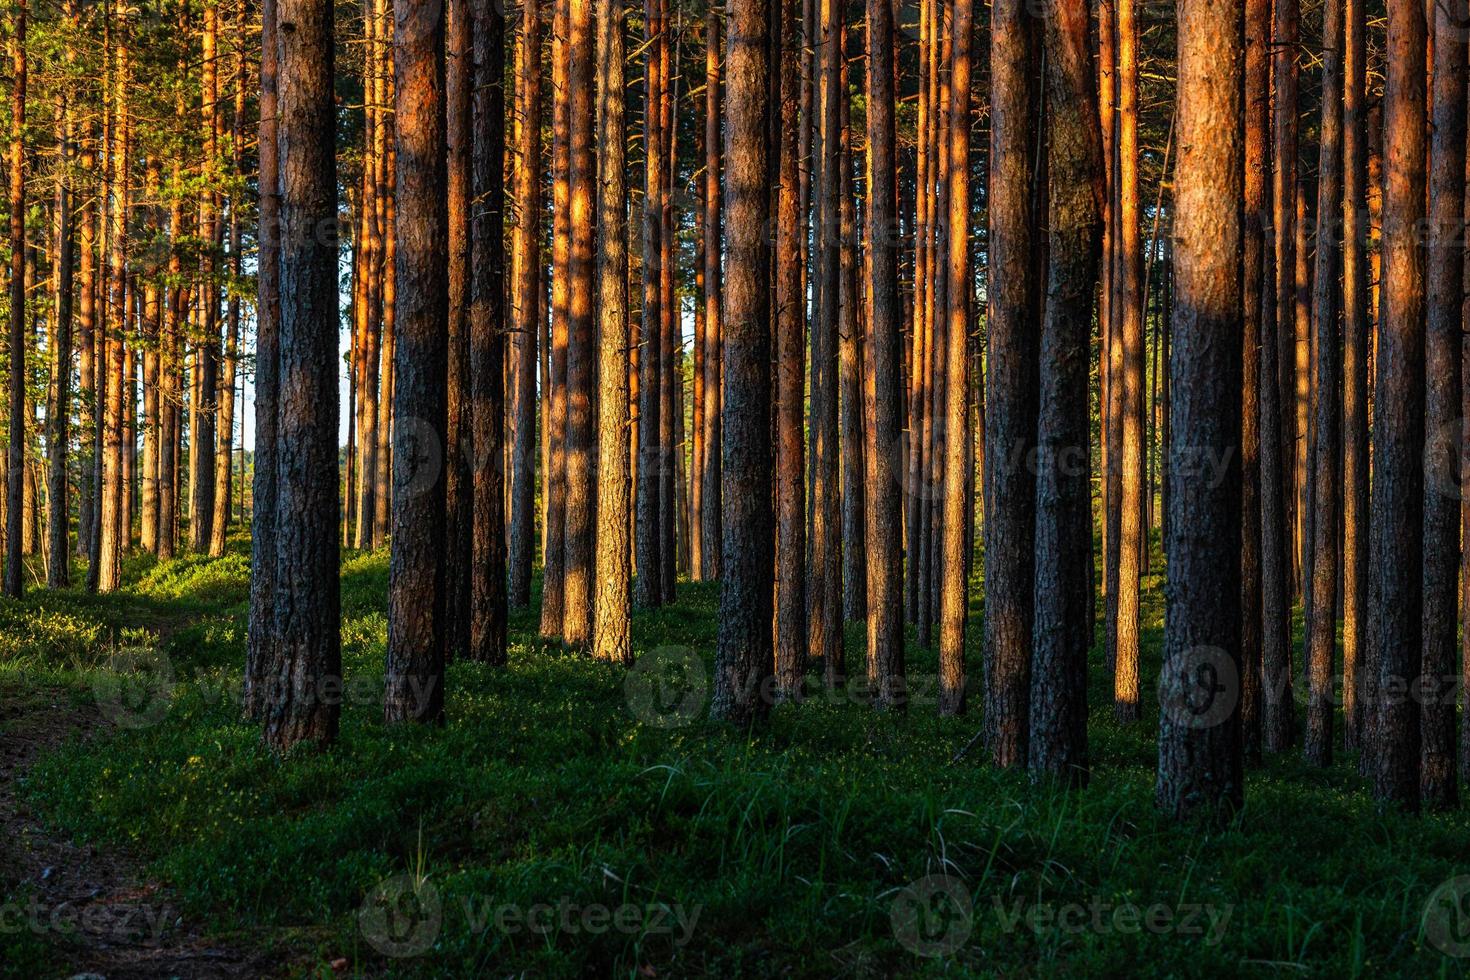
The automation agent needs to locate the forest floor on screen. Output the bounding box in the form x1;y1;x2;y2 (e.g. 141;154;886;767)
2;536;1468;978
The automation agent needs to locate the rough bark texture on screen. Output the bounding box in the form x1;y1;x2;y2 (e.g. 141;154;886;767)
838;45;864;628
808;0;841;682
1156;0;1244;821
863;0;904;711
262;0;342;750
984;0;1039;759
1272;0;1299;605
635;0;664;610
1420;0;1464;808
710;0;774;725
1240;0;1269;763
1113;0;1143;723
774;0;806;701
701;5;722;581
97;23;127;594
508;0;541;610
4;0;26;598
1364;0;1426;810
444;0;473;659
936;0;974;718
46;80;75;589
1029;0;1101;782
384;0;449;725
1306;0;1344;769
1341;0;1367;752
592;0;630;665
469;0;508;666
560;0;596;646
539;0;570;635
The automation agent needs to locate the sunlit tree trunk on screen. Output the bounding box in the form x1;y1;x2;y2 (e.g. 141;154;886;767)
1156;0;1245;820
385;0;450;724
508;0;541;609
711;0;775;724
984;0;1040;757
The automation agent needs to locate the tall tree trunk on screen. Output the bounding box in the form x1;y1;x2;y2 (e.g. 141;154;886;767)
774;0;806;701
540;0;571;635
190;2;220;555
561;0;596;646
75;139;96;563
245;0;281;720
984;0;1040;757
808;0;841;682
1241;0;1270;762
469;0;508;665
1029;0;1102;780
444;0;474;659
1366;0;1427;810
262;0;342;749
635;0;664;609
1156;0;1245;820
46;19;74;589
5;0;26;598
711;0;775;724
385;0;450;724
838;50;864;627
937;0;975;718
97;22;129;594
508;0;541;609
1272;0;1299;601
1306;0;1344;768
1341;0;1368;752
1113;0;1143;722
1420;0;1464;808
701;4;722;580
592;0;630;664
211;33;247;557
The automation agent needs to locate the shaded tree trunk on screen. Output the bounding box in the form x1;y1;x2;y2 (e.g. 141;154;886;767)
261;0;342;749
1029;0;1102;780
1366;0;1427;810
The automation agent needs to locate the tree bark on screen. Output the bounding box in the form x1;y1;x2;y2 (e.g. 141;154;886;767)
1029;0;1102;780
385;0;450;724
469;0;508;665
508;0;541;609
561;0;597;646
592;0;630;665
984;0;1040;757
1420;0;1464;808
711;0;775;724
262;0;342;749
5;0;26;598
774;0;806;701
1156;0;1244;820
1306;0;1344;768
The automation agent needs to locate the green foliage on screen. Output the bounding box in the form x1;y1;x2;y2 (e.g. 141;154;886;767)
5;541;1469;977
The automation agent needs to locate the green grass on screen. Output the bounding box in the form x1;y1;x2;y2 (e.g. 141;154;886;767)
5;534;1470;977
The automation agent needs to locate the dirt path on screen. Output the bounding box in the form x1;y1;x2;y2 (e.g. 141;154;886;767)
1;685;271;979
